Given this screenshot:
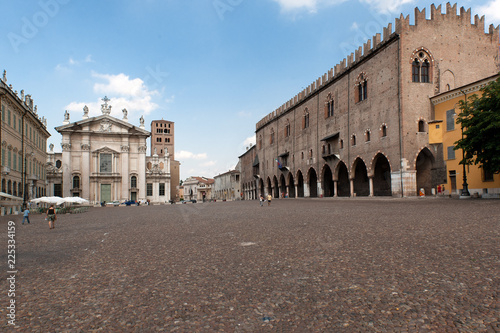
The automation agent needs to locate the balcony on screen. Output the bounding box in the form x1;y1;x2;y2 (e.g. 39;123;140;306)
1;166;11;175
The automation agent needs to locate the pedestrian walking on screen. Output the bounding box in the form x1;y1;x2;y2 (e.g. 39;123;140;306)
259;195;264;207
22;207;30;224
46;204;57;229
267;194;272;206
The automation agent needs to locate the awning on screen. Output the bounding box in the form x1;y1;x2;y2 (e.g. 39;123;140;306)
321;132;340;141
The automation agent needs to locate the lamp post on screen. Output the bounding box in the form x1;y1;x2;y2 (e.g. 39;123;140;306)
459;90;470;198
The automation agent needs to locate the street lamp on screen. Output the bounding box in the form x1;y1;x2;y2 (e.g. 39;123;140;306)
459;90;470;198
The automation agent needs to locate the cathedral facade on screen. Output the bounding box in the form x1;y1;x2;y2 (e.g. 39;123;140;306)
47;97;171;204
241;4;499;198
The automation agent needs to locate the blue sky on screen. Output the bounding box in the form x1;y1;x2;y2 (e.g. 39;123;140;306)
2;0;499;181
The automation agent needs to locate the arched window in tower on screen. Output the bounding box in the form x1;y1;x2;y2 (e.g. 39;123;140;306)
410;49;433;83
352;135;356;146
270;128;275;144
412;59;420;82
258;135;263;149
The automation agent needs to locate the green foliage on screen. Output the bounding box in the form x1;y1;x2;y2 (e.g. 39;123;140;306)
455;75;500;174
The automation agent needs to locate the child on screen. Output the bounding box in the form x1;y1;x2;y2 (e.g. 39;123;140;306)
259;195;264;207
22;208;30;224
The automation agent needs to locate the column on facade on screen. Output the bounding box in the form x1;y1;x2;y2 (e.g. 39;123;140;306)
294;184;298;198
138;145;147;201
350;178;354;197
333;181;338;197
61;140;72;197
369;176;374;197
121;144;129;201
81;141;91;200
317;181;323;198
304;183;310;197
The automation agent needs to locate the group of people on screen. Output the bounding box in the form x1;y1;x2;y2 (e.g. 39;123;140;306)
21;205;58;229
259;194;273;207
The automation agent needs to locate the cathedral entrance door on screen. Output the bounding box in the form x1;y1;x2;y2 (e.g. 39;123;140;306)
131;192;137;201
101;184;111;203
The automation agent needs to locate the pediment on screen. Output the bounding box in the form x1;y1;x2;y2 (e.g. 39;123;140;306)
93;146;120;154
56;115;150;137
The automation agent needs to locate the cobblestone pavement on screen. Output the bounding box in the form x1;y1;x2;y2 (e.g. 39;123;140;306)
1;198;499;332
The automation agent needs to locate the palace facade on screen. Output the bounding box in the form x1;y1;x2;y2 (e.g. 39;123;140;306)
1;71;50;215
241;4;499;199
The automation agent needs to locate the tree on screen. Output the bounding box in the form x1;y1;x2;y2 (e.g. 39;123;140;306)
455;75;500;174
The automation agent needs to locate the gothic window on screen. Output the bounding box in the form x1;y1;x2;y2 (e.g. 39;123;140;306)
100;153;112;173
258;135;262;150
131;176;137;188
355;73;368;102
284;120;291;138
421;60;430;83
352;135;356;146
270;128;275;144
365;131;371;142
325;94;334;118
411;49;433;83
412;59;420;82
303;110;310;129
72;175;80;189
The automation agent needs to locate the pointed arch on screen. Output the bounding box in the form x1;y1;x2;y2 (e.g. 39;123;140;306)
415;147;435;196
335;161;350;197
352;157;369;197
371;153;392;196
321;164;334;197
287;172;295;198
296;170;304;197
307;167;318;198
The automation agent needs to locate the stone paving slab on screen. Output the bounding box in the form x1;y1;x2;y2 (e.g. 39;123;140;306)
1;198;499;332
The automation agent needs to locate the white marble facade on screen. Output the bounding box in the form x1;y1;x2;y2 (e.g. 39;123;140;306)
48;97;171;204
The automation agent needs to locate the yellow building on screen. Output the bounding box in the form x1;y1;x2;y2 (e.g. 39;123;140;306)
1;70;51;215
430;74;500;198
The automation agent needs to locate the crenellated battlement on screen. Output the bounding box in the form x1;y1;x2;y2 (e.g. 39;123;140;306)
256;2;500;131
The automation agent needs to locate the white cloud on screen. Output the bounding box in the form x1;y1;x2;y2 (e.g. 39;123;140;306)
243;135;256;147
477;0;500;23
176;150;208;160
92;72;155;98
65;72;160;118
350;22;359;30
201;160;217;167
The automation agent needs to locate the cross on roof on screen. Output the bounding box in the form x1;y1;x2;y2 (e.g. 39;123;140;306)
101;96;110;106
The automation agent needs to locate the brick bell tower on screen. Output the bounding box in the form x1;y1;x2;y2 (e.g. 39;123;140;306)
150;119;180;200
